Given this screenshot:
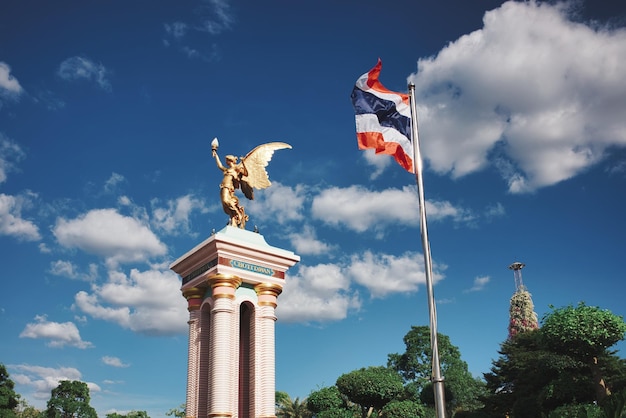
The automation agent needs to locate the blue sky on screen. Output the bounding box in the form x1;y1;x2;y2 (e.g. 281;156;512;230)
2;0;626;416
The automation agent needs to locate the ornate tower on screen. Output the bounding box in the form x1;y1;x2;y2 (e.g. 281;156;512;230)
507;261;539;338
170;226;300;418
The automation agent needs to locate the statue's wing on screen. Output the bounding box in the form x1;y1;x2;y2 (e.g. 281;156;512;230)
241;142;291;192
241;179;254;200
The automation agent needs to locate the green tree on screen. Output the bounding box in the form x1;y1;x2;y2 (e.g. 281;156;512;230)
16;406;42;418
483;329;592;417
316;409;358;418
541;303;626;402
307;386;344;414
275;393;311;418
276;391;289;410
45;381;96;418
380;400;425;418
15;399;43;418
336;366;403;418
601;388;626;418
106;412;149;418
0;364;19;418
387;326;485;413
545;403;604;418
482;304;626;417
165;404;184;418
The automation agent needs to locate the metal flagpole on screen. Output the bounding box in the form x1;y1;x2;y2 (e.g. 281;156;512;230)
408;83;446;418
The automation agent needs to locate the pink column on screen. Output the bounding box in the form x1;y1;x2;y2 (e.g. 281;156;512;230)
255;283;283;418
208;275;241;418
182;287;205;418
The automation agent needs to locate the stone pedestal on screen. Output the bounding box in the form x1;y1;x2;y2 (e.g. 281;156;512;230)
170;226;299;418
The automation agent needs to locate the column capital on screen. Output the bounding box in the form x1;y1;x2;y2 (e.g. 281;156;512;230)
182;287;205;311
208;274;242;300
254;283;283;308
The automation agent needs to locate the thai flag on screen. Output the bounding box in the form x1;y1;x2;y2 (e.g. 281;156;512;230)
351;59;414;173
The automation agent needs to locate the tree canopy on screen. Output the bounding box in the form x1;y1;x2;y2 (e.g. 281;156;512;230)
379;399;425;418
105;412;149;418
387;325;485;413
275;393;311;418
0;364;19;418
541;303;626;359
335;366;403;417
483;303;626;417
164;404;184;418
15;399;44;418
306;386;344;414
45;381;96;418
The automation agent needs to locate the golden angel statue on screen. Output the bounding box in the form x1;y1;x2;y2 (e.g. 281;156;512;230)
211;138;291;229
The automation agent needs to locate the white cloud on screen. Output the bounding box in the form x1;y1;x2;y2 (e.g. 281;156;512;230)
426;199;476;224
163;0;233;60
312;185;415;233
278;249;447;323
0;192;41;241
102;356;130;368
118;195;132;206
464;275;490;293
288;224;334;256
277;263;361;323
53;208;167;267
410;0;626;192
197;0;234;35
361;148;392;180
311;185;473;233
33;88;66;111
74;291;131;328
49;260;98;282
0;135;25;184
74;268;188;335
247;182;306;225
57;56;111;91
0;138;38;241
347;250;444;299
102;379;124;385
19;315;93;349
104;172;125;193
151;194;206;235
0;62;23;98
8;364;100;401
484;202;505;220
164;22;188;39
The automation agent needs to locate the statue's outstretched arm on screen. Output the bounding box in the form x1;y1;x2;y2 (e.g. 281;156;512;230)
212;150;225;171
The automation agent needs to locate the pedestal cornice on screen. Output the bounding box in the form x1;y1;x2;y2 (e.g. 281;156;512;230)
170;226;300;291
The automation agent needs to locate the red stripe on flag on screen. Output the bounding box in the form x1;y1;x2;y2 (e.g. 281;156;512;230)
356;131;414;173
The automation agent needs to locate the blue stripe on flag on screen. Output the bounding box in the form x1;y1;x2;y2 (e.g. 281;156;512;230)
351;87;412;142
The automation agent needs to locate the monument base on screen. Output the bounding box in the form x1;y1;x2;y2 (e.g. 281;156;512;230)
170;226;299;418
